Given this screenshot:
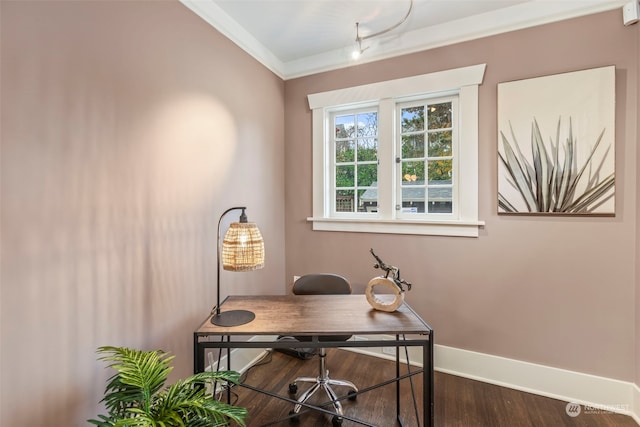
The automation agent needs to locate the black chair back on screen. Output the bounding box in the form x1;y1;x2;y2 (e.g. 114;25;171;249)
292;273;352;296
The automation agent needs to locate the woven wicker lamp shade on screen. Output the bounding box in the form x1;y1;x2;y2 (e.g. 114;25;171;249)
212;206;264;327
222;222;264;271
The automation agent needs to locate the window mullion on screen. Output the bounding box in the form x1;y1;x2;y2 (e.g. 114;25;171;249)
312;108;329;218
377;98;394;220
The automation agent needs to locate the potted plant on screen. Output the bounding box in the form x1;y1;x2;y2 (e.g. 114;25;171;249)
89;346;247;427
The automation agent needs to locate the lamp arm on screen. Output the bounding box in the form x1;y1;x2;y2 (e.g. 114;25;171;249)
216;206;247;316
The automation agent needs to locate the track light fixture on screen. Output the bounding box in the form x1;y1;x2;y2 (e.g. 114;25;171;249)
352;0;413;60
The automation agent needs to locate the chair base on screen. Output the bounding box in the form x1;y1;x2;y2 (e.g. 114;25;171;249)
288;348;358;425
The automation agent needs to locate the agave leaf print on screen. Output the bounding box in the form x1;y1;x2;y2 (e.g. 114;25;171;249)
498;116;614;214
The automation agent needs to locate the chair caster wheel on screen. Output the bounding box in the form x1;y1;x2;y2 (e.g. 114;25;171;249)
348;390;357;401
288;410;299;423
331;415;343;426
288;383;298;394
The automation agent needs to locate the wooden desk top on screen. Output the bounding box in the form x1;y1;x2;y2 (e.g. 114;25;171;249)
195;294;431;337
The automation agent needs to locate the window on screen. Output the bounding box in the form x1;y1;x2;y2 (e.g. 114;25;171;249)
397;97;457;217
333;109;379;213
308;64;486;237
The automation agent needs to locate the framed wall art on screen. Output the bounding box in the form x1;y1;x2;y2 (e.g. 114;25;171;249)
497;66;615;215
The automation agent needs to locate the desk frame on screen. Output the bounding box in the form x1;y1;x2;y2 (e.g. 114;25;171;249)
193;295;434;427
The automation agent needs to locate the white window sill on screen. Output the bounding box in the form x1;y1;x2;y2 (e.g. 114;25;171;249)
307;217;484;237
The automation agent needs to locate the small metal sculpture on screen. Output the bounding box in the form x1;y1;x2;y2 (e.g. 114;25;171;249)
370;248;412;292
366;249;413;312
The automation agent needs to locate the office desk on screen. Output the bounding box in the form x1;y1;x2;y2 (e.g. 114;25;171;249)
194;295;433;426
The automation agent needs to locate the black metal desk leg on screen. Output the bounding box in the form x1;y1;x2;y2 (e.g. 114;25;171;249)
194;333;203;374
423;331;434;427
396;338;400;421
395;334;401;424
225;335;232;404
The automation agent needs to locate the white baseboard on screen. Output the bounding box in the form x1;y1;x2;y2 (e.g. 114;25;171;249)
346;336;638;423
434;344;637;421
205;335;275;374
348;334;424;366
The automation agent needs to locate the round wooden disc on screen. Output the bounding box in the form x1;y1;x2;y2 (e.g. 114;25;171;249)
365;276;405;312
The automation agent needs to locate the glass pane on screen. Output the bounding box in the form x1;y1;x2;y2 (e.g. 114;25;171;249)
336;165;354;187
336;140;354;162
357;164;377;187
401;161;425;183
358;188;378;212
428;187;453;213
336;190;354;212
402;134;424;159
335;114;355;138
357;112;378;137
427;102;452;129
428;131;452;157
401;106;424;132
427;159;452;183
357;138;377;161
401;183;425;213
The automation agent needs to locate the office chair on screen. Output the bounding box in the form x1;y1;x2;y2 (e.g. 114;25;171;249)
287;273;358;426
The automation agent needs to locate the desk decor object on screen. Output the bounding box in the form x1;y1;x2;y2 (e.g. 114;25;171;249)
211;206;264;327
366;248;412;312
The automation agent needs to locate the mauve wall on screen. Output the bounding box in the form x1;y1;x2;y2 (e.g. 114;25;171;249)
636;20;640;388
284;10;638;382
1;1;284;425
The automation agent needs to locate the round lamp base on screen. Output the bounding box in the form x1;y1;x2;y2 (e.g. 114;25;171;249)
211;309;255;327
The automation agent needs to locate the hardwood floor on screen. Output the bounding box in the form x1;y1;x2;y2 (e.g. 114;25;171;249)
230;348;637;427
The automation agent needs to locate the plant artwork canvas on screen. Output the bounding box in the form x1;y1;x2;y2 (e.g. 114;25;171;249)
497;66;615;215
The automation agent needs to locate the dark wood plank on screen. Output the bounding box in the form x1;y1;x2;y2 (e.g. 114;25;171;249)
231;349;638;427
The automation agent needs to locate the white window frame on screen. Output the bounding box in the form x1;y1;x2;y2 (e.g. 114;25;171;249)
307;64;486;237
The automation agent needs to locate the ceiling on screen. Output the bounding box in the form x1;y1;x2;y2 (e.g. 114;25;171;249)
180;0;626;79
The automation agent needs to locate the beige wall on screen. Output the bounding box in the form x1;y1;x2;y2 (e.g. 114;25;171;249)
284;10;638;383
1;1;285;425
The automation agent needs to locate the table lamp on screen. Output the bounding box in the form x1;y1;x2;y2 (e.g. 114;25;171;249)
211;206;264;326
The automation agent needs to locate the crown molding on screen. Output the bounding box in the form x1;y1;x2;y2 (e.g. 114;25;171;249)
179;0;286;79
180;0;626;80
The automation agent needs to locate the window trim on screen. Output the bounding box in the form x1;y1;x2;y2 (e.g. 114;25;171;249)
307;64;486;237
